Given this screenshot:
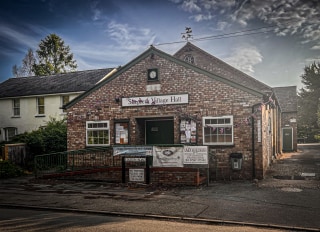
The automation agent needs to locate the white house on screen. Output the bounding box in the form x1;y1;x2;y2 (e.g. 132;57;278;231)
0;68;114;142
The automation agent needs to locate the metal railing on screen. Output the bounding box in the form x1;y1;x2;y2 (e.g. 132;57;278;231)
34;147;118;178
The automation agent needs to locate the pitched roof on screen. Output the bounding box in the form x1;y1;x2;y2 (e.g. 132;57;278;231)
273;86;297;112
65;45;265;109
0;68;114;99
174;42;272;93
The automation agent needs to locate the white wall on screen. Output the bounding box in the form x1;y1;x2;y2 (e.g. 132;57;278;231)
0;93;80;142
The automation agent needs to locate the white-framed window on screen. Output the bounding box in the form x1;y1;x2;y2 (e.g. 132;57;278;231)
86;121;110;146
12;98;20;116
4;127;17;141
61;95;70;113
203;116;233;145
36;97;45;115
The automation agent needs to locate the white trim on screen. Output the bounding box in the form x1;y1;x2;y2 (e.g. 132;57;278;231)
86;120;110;146
203;116;234;145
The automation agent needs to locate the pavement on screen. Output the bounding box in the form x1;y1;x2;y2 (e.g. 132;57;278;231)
0;144;319;231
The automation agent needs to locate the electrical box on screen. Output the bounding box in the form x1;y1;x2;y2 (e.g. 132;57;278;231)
230;153;243;170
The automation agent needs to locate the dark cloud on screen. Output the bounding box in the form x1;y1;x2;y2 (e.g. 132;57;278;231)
174;0;320;50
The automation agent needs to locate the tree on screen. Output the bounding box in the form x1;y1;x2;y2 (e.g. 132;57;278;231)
298;62;320;142
12;48;36;77
33;34;77;76
11;117;67;155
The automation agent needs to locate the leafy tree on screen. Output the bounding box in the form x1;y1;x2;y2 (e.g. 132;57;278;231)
298;62;320;142
12;48;36;77
33;34;77;76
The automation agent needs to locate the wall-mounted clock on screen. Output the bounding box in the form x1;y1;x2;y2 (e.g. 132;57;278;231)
147;69;158;81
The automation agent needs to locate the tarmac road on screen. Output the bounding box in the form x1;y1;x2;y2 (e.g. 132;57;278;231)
0;144;319;231
0;208;286;232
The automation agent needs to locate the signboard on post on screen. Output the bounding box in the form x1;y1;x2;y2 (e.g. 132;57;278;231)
129;169;144;182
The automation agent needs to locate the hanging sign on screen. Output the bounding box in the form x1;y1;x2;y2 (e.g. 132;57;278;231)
122;94;188;107
153;146;184;167
113;146;153;156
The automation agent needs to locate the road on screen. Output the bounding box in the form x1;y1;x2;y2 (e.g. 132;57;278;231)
0;208;285;232
0;144;319;231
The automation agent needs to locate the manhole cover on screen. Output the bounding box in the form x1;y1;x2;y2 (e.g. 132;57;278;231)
280;187;302;192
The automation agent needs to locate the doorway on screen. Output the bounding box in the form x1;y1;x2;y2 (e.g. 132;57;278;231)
282;127;293;152
145;119;174;145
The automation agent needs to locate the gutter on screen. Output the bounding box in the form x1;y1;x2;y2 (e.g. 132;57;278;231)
252;103;261;179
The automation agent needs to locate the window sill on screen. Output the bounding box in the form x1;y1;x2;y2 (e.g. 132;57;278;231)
86;144;111;147
35;114;46;118
203;143;235;147
11;116;21;118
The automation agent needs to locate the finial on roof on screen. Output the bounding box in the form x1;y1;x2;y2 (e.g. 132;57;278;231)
181;27;193;41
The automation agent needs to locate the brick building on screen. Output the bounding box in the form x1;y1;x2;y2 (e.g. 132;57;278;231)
64;42;297;182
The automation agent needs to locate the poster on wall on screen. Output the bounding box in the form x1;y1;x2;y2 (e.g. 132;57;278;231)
115;122;129;144
183;146;208;165
180;119;197;144
152;146;184;167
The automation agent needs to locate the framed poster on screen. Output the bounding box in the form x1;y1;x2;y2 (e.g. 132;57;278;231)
180;119;197;144
114;120;129;145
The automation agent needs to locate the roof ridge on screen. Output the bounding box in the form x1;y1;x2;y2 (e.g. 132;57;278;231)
175;42;271;91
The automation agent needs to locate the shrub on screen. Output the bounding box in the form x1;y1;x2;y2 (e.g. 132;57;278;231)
0;160;24;178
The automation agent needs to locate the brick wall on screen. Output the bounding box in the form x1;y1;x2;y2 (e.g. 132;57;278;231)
67;52;267;180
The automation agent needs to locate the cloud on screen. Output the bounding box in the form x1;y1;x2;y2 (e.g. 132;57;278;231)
311;45;320;50
174;0;320;49
224;45;263;75
107;21;156;51
180;0;202;13
0;23;41;53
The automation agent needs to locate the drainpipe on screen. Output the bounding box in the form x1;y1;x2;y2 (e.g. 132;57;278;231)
252;103;261;179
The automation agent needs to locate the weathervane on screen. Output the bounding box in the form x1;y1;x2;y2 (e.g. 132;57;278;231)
181;27;193;41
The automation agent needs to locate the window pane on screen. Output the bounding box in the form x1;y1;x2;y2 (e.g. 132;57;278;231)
225;135;232;142
38;97;44;105
14;99;20;107
38;106;45;114
14;108;20;116
218;119;224;124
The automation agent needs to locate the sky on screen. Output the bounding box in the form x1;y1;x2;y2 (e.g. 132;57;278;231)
1;0;319;91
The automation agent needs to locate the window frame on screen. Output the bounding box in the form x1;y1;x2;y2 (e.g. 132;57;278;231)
202;116;234;145
61;95;70;113
36;97;45;115
4;127;17;141
86;121;110;146
12;98;20;117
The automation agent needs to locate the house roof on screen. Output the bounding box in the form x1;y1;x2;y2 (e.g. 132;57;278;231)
174;42;272;93
64;44;266;109
273;86;297;112
0;68;114;99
